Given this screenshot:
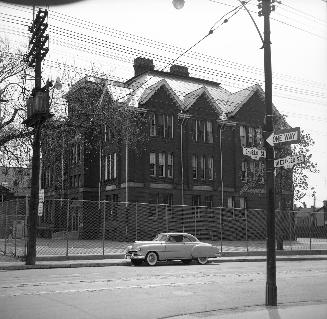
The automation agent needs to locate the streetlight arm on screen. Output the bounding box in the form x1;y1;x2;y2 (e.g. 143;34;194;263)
238;1;264;45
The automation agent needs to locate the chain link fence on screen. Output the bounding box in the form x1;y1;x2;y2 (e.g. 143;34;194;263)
1;198;326;258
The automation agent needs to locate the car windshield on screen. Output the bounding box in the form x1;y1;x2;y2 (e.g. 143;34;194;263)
153;234;167;241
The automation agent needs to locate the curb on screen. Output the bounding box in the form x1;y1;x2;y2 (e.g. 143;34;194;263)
1;256;327;271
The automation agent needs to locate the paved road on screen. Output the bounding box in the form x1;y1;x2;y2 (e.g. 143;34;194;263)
0;260;326;319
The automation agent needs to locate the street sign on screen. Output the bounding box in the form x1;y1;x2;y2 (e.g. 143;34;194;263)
39;189;44;203
243;147;266;160
274;154;304;169
38;202;44;216
266;127;300;147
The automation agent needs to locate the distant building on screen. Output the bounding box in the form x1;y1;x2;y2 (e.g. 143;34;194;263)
0;166;31;199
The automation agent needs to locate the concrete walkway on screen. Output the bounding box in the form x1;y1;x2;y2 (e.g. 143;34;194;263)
168;302;327;319
1;253;327;271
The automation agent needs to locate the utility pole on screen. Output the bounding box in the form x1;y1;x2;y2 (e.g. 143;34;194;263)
23;8;51;265
258;0;277;306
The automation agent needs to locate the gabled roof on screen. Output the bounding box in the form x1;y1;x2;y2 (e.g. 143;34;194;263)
138;78;182;107
70;72;286;125
227;84;264;116
183;86;222;114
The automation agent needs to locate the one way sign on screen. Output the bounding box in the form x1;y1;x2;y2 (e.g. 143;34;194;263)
266;127;300;146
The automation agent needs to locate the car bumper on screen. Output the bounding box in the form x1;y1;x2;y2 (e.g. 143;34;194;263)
125;252;146;260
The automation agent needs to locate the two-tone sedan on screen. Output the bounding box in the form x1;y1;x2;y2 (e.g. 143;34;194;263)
125;232;219;266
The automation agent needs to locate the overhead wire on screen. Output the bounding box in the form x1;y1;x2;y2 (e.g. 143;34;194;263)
1;2;326;92
0;3;326;114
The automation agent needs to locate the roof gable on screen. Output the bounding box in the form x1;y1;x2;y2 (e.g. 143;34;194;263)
183;86;222;114
138;79;182;107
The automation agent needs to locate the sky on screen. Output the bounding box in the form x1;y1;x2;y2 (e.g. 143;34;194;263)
0;0;326;207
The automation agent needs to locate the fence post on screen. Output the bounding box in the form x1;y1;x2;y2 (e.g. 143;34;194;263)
165;204;168;232
194;207;197;237
220;207;223;254
25;196;29;257
4;201;8;255
289;210;292;251
102;201;105;256
66;200;70;257
135;203;138;241
14;198;18;257
245;209;248;253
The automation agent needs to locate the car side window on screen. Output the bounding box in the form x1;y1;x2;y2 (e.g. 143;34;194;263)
168;236;176;242
169;235;183;242
183;235;192;242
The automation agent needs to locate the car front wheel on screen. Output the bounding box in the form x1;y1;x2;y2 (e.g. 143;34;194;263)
146;252;158;266
197;257;208;265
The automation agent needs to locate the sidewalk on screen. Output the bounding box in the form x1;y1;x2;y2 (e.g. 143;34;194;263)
168;302;327;319
1;253;327;271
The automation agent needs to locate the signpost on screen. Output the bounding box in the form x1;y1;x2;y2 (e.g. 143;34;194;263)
266;127;300;147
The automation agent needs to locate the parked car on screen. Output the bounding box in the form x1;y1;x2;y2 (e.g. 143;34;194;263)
125;232;220;266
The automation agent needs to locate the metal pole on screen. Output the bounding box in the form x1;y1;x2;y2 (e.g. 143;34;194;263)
14;198;18;257
220;126;224;207
4;201;8;255
220;207;223;254
102;201;105;256
246;209;248;253
135;203;138;241
66;200;70;257
262;0;277;306
180;120;184;205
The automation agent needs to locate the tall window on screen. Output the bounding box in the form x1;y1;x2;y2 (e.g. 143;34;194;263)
157;114;165;137
167;153;173;178
248;127;255;146
104;125;107;142
108;154;112;179
241;160;247;182
192;154;197;179
198;120;205;142
166;115;174;138
192;119;197;142
158;152;166;177
249;161;255;181
206;121;213;143
240;197;247;209
228;196;235;208
208;156;214;180
150;113;157;136
150;153;156;176
104;156;108;180
200;155;206;179
256;128;263;146
113;153;117;179
240;125;247;147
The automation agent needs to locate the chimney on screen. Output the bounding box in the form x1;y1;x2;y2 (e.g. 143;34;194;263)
323;200;327;207
133;57;154;76
170;64;189;77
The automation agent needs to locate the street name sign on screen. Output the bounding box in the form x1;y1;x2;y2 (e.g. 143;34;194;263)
274;154;304;169
39;188;44;202
243;147;266;160
38;202;44;216
266;127;300;146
